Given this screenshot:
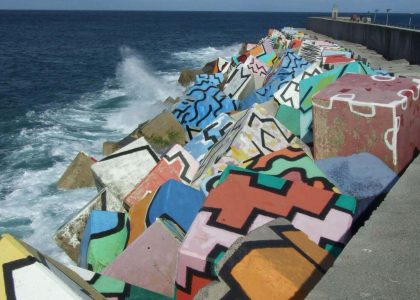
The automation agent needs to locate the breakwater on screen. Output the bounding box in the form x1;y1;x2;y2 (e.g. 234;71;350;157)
0;24;419;299
307;17;420;65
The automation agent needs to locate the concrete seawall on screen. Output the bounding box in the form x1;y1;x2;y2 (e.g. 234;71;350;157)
307;17;420;65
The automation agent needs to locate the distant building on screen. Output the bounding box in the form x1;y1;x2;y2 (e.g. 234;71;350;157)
332;4;338;19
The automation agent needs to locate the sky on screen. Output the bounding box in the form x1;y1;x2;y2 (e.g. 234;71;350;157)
0;0;419;13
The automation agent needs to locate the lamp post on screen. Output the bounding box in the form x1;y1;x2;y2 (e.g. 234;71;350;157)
374;9;379;23
386;8;391;26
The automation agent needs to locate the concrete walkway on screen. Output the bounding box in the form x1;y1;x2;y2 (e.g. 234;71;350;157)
307;155;420;299
298;28;420;78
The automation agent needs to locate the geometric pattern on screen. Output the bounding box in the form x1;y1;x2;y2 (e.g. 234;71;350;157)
124;144;199;207
54;188;125;264
192;104;296;186
79;211;129;273
213;219;335;300
172;82;238;130
313;74;420;174
239;50;310;110
0;234;103;299
176;166;356;298
297;62;378;143
185;113;235;163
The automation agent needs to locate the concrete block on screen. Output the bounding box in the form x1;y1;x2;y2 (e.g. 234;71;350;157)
141;111;186;155
316;152;398;222
178;69;203;87
244;55;269;77
91;137;160;200
103;217;184;298
212;57;231;74
313;74;420;174
239;50;310;110
184;113;235;163
80;211;129;273
172;82;237;130
223;64;263;100
127;180;205;243
176;166;356;299
54;188;125;263
57;152;96;189
195;73;224;87
247;39;278;67
69;265;171;299
0;234;103;299
214;219;334;300
192;104;296;187
124;144;199;207
274;63;323;138
297;61;378;142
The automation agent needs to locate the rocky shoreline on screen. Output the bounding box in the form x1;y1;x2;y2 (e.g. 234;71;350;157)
1;26;419;299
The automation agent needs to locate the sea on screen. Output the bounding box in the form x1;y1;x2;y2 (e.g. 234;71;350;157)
1;10;419;264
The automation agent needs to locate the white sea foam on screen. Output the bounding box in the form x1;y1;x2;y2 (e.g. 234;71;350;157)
105;47;183;133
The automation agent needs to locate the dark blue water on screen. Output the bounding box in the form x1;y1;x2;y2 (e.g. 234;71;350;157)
0;10;419;262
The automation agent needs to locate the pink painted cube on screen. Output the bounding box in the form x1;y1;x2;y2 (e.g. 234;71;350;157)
313;74;420;173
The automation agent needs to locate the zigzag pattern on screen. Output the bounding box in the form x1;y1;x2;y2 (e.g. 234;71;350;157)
124;144;199;207
192;105;295;185
245;55;269;77
239;50;310;110
223;64;253;100
172;83;237;130
185;113;235;162
245;146;337;191
195;73;224;86
215;220;335;300
176;167;356;297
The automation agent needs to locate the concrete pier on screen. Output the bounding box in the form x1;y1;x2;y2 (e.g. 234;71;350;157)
307;17;420;65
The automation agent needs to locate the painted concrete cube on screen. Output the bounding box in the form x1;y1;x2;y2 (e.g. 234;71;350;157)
192;104;296;186
184;113;235;163
274;63;323;138
213;219;335;300
80;211;129;273
223;64;264;100
316;152;398;223
239;50;310;110
244;55;270;77
247;39;278;67
69;265;171;300
124;144;199;207
176;166;356;299
212;57;231;74
0;234;103;299
102;217;185;298
195;73;224;86
91;137;160;200
128;179;205;241
54;188;125;263
313;74;420;174
295;62;378;143
172;82;237;130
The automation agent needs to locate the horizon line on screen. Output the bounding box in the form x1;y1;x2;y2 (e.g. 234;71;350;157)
0;9;419;14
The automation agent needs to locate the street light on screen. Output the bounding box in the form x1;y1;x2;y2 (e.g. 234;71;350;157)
374;9;379;23
386;8;391;26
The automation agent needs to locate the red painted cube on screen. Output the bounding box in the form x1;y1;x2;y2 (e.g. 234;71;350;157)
313;74;420;173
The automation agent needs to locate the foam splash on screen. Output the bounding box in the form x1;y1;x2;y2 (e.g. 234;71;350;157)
105;47;183;134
